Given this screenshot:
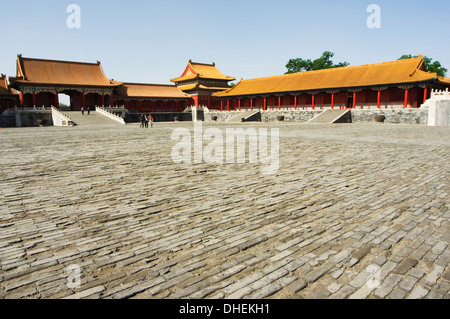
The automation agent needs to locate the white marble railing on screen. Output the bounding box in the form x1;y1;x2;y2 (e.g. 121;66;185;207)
430;88;450;99
95;106;126;125
51;106;73;127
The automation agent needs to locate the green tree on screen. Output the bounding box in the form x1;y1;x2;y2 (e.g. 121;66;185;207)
285;51;349;74
399;54;447;77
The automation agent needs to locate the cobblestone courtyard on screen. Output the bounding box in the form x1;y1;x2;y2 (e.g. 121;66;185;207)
0;122;449;299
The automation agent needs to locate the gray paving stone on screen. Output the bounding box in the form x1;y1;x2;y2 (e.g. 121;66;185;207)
374;274;403;299
407;285;429;299
394;258;418;275
399;275;420;292
0;123;448;299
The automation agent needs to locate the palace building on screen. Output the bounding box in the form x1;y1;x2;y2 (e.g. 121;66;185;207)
171;60;235;109
214;55;450;111
9;55;123;110
0;74;19;112
2;54;450;119
114;83;191;113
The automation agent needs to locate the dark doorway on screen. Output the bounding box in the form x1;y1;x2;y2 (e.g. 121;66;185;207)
347;92;354;109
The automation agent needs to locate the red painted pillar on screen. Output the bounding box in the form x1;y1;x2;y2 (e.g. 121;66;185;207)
81;91;85;109
227;100;230;111
110;93;114;107
238;99;241;111
101;94;105;107
32;91;36;106
263;97;267;111
54;90;59;108
331;93;335;109
312;94;315;110
423;86;428;104
377;90;381;109
250;98;253;111
221;100;223;111
403;89;408;108
19;92;24;107
278;96;281;110
353;92;356;109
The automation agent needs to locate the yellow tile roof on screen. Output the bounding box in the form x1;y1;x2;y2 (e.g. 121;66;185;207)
178;83;230;92
115;83;190;98
171;60;235;83
0;74;18;95
214;56;443;97
10;55;122;87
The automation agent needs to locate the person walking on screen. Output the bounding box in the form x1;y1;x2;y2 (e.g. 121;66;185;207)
144;114;149;128
81;106;84;115
140;114;145;128
148;114;153;128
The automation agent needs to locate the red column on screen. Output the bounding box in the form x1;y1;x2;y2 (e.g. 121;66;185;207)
294;95;297;110
19;92;24;107
312;94;315;110
227;100;230;111
403;89;408;108
423;86;428;104
250;98;253;111
221;100;223;111
238;99;241;111
81;91;85;109
263;97;267;110
101;94;105;106
353;92;356;109
377;90;381;109
331;93;335;109
54;90;59;108
208;95;211;109
32;91;36;106
110;93;114;107
278;96;281;110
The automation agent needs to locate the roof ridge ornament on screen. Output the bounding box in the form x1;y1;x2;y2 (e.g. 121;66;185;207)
409;54;425;77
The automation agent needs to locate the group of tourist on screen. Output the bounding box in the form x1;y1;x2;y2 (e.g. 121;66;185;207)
80;106;92;115
140;114;153;128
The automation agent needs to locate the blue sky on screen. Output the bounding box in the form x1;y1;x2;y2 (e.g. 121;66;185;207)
1;0;449;86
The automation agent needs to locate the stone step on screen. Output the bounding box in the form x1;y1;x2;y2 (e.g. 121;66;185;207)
64;111;122;126
307;109;351;124
226;110;261;123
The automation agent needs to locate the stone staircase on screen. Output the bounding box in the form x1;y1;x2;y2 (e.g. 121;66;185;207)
64;111;124;126
307;109;352;124
226;110;261;123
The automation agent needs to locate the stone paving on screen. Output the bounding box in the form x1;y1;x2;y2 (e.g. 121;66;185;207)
0;122;449;299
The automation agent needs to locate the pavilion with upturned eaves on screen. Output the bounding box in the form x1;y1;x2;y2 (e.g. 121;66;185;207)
171;60;235;108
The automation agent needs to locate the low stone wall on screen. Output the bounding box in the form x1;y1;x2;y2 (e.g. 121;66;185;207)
205;111;243;122
206;110;322;123
351;109;428;124
3;108;53;127
206;109;429;125
261;110;322;123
